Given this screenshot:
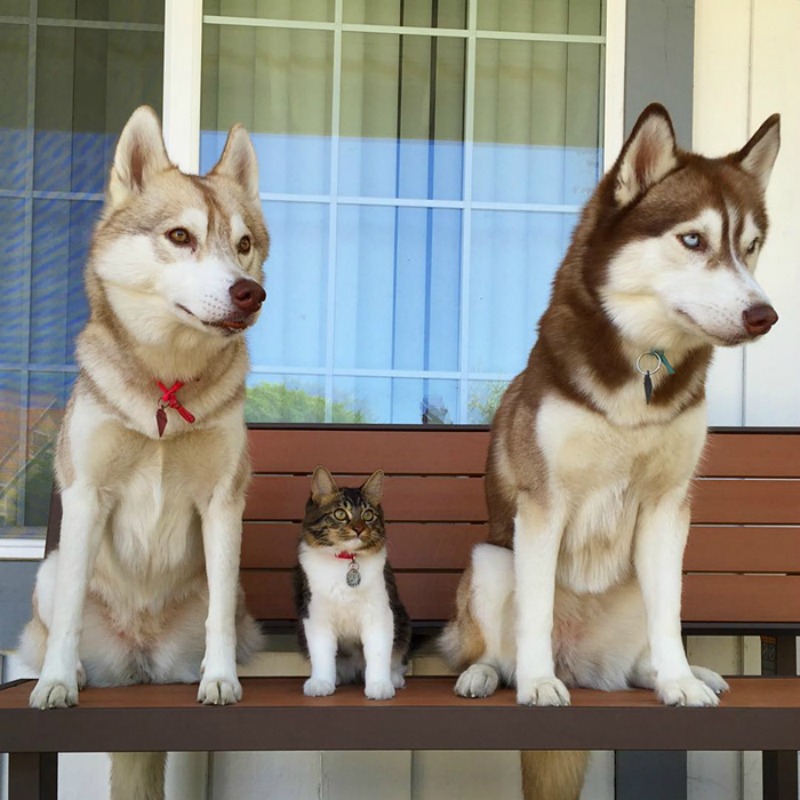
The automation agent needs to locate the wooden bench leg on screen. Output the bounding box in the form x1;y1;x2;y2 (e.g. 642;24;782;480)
8;753;58;800
615;751;687;800
762;635;798;800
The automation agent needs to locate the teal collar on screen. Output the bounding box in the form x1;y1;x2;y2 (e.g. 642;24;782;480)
636;350;676;404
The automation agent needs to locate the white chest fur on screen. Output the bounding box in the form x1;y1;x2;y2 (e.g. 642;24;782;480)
535;395;707;593
299;545;391;641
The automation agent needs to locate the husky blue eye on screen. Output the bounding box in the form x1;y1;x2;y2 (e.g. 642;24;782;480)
679;232;703;250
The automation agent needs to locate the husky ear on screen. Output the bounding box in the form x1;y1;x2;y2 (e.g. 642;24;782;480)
108;106;173;205
613;104;678;206
311;466;339;504
360;470;385;507
211;124;260;202
733;114;780;192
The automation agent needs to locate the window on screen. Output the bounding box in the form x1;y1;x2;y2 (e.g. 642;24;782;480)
0;1;164;549
0;0;620;549
201;0;609;425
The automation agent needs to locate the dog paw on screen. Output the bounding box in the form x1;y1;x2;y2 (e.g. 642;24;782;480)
197;676;242;705
304;677;336;697
29;678;79;710
690;665;730;695
516;676;570;707
454;664;499;698
365;680;396;701
657;676;721;707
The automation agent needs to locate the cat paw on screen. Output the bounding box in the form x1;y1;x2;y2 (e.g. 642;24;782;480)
516;676;570;707
365;680;396;700
454;664;499;698
391;669;407;690
197;675;242;705
76;661;87;690
304;677;336;697
29;678;79;709
657;676;720;707
690;665;729;695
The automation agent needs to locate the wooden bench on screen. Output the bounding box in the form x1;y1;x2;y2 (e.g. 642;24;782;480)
1;425;799;800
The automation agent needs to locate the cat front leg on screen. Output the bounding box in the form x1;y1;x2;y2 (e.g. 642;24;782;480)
303;617;337;697
362;613;395;700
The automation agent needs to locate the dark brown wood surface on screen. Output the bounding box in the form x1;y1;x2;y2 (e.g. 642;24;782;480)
2;677;800;753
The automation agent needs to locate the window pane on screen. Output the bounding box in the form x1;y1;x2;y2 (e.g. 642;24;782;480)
0;24;29;192
246;375;333;423
201;24;333;195
469;210;577;374
339;32;465;200
30;199;98;364
333;376;459;425
0;199;28;365
247;202;330;370
343;0;467;29
477;0;603;36
34;27;164;193
474;39;603;204
204;0;335;23
335;205;461;372
37;0;164;23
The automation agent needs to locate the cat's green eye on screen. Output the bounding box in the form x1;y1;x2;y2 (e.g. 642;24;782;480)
361;509;375;522
333;509;348;521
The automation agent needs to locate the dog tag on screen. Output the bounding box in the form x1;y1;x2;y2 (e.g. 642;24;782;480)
643;371;653;405
346;561;361;588
156;407;168;437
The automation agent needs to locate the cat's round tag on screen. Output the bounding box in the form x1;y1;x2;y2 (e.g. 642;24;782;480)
346;562;361;587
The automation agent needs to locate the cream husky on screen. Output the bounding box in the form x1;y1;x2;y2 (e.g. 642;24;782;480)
440;104;781;799
19;106;268;799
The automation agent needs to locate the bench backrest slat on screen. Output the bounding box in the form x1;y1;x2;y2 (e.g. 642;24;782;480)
45;427;800;628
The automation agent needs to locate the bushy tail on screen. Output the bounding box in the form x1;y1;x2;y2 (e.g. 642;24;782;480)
521;750;589;800
110;752;166;800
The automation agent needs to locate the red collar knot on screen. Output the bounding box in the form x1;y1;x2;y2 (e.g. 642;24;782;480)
155;380;196;437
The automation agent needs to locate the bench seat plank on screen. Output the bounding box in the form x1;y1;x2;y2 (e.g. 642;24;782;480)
2;678;800;753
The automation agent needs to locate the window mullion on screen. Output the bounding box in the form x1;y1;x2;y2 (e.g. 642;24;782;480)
163;0;203;172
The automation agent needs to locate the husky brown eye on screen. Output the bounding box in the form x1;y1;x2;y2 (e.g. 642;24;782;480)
333;509;348;521
238;235;251;254
746;238;760;255
679;232;704;251
361;509;375;522
167;228;191;246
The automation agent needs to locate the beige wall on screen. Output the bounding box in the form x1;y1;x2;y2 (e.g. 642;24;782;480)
696;0;800;427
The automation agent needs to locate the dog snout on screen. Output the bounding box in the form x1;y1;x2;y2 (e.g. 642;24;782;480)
230;278;266;315
742;303;778;337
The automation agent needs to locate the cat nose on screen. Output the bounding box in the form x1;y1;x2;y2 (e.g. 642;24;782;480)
352;521;366;535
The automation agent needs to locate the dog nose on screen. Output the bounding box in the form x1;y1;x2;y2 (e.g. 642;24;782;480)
230;279;266;315
742;304;778;337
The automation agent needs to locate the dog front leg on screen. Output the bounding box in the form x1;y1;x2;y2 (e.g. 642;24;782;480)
635;490;720;706
29;483;105;709
513;492;570;706
198;490;245;705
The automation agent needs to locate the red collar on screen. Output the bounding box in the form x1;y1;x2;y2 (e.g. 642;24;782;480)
335;552;356;561
155;380;196;437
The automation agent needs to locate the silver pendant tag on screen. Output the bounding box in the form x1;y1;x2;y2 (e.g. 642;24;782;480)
346;560;361;587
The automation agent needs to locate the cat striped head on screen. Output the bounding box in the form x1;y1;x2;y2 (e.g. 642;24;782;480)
302;466;386;555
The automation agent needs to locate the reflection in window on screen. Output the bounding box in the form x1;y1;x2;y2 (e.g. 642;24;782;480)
0;4;163;539
201;0;606;425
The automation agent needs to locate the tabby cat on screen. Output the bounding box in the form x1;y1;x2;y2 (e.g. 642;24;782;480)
294;466;411;700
